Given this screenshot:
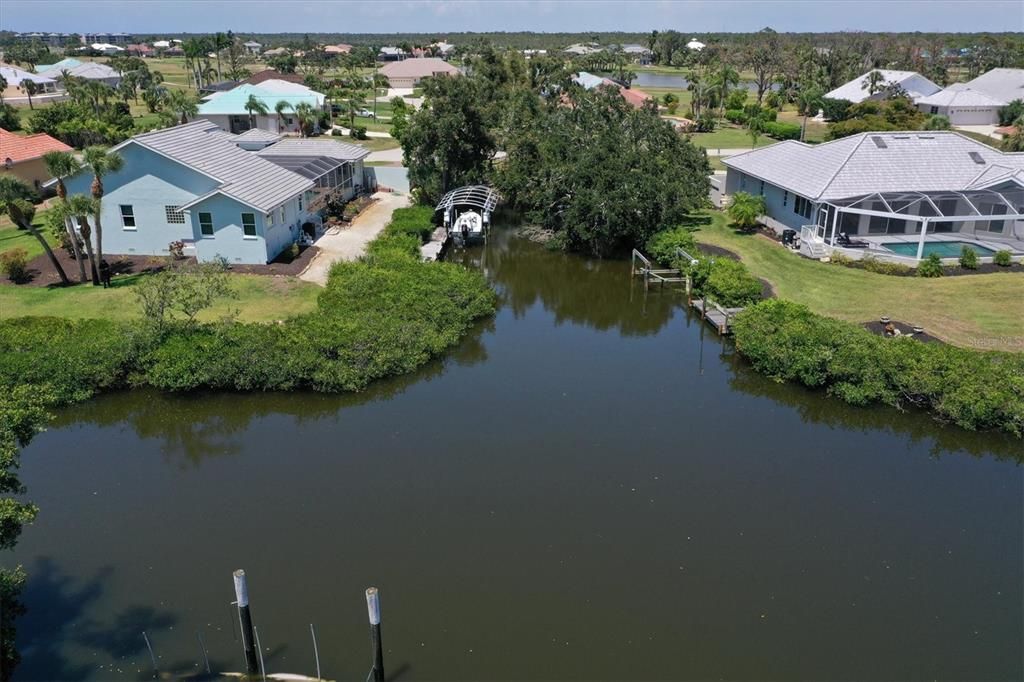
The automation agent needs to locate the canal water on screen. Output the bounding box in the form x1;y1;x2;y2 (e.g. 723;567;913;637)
12;229;1023;680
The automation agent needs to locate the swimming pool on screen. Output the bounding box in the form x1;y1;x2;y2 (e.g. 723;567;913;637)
882;241;996;258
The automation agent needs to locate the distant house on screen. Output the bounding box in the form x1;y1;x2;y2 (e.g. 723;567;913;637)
621;44;653;65
243;41;263;55
152;40;172;49
126;43;155;57
573;71;654;109
0;64;61;100
379;57;459;88
918;68;1024;126
88;42;125;55
686;38;705;51
61;62;122;87
824;69;941;104
323;44;352;55
377;46;407;62
35;57;83;74
54;120;369;264
244;69;306;86
197;81;326;134
432;41;455;57
262;47;290;58
1;128;73;192
564;43;600;56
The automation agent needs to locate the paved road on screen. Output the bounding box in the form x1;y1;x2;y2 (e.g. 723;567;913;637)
366;147;404;164
330;124;393;139
299;192;411;285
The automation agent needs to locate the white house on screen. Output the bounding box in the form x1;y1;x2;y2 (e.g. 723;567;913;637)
723;131;1024;262
686;38;705;51
825;69;941;104
918;68;1024;126
243;41;262;55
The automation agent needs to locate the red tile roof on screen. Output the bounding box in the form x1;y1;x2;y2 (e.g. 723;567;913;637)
617;84;653;109
245;69;305;85
0;128;72;165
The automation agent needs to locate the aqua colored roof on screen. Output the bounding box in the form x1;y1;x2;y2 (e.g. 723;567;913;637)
36;57;83;74
197;83;323;115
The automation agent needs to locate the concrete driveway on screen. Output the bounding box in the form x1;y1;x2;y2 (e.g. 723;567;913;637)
299;191;411;285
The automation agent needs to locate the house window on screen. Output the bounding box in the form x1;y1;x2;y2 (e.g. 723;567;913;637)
165;205;185;223
198;212;214;236
298;193;303;211
278;206;285;225
793;196;813;220
759;180;765;196
120;204;135;228
241;212;257;237
783;190;788;207
930;106;938;115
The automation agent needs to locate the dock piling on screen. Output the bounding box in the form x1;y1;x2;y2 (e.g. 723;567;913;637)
233;569;260;676
366;587;385;682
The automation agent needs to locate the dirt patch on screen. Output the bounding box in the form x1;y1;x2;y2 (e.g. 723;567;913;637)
862;320;944;344
940;262;1022;277
699;243;741;260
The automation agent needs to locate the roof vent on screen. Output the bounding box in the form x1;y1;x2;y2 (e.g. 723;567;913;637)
871;135;887;149
968;151;986;164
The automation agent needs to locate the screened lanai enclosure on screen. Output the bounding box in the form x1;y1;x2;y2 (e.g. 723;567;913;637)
803;183;1024;261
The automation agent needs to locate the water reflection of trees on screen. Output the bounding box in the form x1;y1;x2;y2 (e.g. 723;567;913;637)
52;319;492;468
721;348;1023;463
454;228;678;336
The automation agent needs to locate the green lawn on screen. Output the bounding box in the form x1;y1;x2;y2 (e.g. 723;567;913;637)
777;109;828;143
689;211;1024;349
353;136;401;152
0;208;59;260
0;272;320;322
687;125;775;151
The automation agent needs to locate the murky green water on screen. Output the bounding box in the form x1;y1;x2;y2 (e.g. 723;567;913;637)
12;229;1023;681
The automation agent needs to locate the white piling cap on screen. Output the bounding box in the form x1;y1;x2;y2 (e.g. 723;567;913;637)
366;587;381;625
233;569;249;607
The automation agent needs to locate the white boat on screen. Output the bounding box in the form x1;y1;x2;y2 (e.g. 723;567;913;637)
452;210;486;243
435;185;500;248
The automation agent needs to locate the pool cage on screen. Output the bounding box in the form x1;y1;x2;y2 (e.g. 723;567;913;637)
807;185;1024;260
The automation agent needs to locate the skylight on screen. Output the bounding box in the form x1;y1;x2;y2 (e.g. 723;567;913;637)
968;152;986;164
871;136;887;149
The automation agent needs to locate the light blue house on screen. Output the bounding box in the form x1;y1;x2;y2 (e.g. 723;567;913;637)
57;120;369;264
198;81;326;134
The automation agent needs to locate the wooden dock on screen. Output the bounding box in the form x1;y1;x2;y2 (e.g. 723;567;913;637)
630;249;689;291
691;297;744;335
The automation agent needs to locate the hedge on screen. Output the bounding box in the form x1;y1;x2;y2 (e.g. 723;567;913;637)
0;207;497;402
732;300;1024;436
762;120;801;140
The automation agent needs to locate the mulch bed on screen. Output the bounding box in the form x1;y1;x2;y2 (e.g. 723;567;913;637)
227;244;319;276
3;242;321;287
862;320;944;344
2;249;172;288
940;262;1022;277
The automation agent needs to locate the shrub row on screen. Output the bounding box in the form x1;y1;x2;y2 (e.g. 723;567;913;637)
0;207;497;402
732;300;1024;436
645;228;763;308
762;120;801;140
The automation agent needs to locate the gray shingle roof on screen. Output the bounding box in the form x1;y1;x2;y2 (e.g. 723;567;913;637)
235;128;282;142
723;131;1024;201
255;138;369;161
916;83;1005;108
963;68;1024;105
824;69;941;103
128;120;312;211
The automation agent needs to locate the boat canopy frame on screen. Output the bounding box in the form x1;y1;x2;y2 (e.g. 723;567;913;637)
434;185;500;214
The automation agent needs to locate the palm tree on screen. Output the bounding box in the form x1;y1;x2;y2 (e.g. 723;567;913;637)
244;94;269;130
274;99;293;132
20;79;37;109
82;146;124;273
53;195;100;284
42;150;89;283
861;70;885;96
293;102;316;137
924;114;951;131
1001;115;1024;152
797;86;824;141
0;75;7;104
0;176;71;285
213;31;230;81
166;89;199;125
712;60;740;118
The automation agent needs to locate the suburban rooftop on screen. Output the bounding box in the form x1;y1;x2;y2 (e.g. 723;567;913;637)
723;131;1024;201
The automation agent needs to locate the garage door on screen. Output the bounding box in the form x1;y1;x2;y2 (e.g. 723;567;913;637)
949;108;999;125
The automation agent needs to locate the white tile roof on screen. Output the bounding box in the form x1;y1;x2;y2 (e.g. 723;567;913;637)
916;83;1005;108
65;62;120;80
723;131;1024;201
235;128;282;142
963;68;1024;105
825;69;941;103
255;138;370;161
0;63;56;85
126;120;312;211
379;58;459;79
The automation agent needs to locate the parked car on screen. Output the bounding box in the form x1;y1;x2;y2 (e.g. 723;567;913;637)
356;109;375;118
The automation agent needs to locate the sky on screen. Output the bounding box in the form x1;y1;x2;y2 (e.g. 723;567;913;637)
1;0;1022;34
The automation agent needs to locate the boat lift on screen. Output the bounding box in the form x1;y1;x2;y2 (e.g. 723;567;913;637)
435;185;501;247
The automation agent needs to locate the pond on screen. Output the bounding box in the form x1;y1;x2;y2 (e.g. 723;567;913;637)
631;71;781;93
13;228;1023;681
